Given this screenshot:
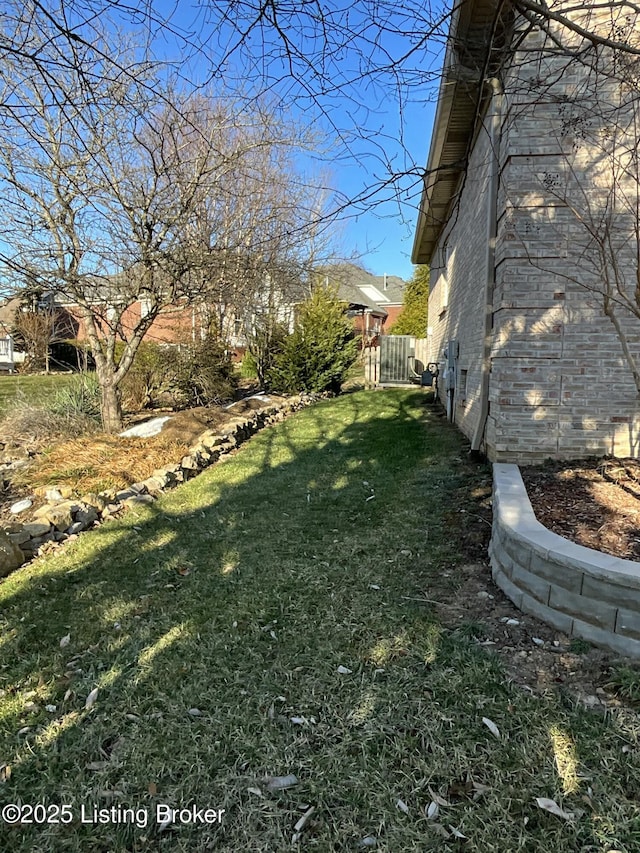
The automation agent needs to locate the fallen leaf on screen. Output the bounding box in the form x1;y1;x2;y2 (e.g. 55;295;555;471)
60;634;71;648
425;801;440;820
158;812;173;832
45;704;57;713
86;761;109;771
482;717;500;739
188;707;203;716
358;837;378;848
532;637;544;646
535;797;576;821
85;688;99;710
449;825;467;839
267;774;298;791
448;778;474;801
293;806;315;833
290;716;306;725
247;787;263;797
0;764;11;783
148;782;157;796
396;798;409;814
428;787;452;807
472;781;491;798
337;665;352;675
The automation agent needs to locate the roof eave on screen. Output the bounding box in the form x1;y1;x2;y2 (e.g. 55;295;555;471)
411;0;502;265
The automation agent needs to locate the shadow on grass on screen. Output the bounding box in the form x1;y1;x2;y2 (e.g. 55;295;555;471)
0;390;500;850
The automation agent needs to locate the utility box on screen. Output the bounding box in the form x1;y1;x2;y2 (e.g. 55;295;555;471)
379;335;414;384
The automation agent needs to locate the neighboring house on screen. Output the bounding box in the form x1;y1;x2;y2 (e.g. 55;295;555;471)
0;298;22;371
413;0;640;462
57;269;306;359
323;264;406;344
4;264;403;366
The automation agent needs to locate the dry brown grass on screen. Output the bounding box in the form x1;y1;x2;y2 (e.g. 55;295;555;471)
14;433;191;494
0;404;100;446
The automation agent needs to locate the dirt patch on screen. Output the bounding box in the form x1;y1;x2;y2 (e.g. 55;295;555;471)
159;396;284;445
431;474;636;714
434;561;617;710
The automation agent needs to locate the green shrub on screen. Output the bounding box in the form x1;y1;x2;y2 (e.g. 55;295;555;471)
267;287;358;394
389;265;429;337
239;350;258;379
246;320;290;387
173;336;237;407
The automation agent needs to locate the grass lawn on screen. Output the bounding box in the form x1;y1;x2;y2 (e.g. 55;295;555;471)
0;373;77;415
0;389;639;851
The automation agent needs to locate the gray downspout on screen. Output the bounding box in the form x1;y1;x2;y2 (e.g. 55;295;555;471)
471;77;503;456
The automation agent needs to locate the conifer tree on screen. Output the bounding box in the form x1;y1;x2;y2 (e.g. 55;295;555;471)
389;266;429;337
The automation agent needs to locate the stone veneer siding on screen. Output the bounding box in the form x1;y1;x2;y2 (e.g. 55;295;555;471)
491;462;640;658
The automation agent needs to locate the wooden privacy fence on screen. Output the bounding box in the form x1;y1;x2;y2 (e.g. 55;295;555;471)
363;336;429;386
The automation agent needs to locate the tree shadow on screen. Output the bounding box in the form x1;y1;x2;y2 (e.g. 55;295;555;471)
0;389;479;850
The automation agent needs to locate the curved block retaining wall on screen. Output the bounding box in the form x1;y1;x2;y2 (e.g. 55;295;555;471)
490;463;640;658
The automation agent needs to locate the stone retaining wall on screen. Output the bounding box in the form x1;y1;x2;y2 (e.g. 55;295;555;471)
0;394;319;576
490;462;640;658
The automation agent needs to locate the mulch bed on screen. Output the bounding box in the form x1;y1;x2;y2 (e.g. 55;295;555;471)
521;457;640;561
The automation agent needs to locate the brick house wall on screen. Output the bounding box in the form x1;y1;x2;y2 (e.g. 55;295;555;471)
420;1;640;462
489;7;640;462
429;107;495;442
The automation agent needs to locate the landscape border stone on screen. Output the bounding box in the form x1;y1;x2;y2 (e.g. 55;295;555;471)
490;462;640;658
0;392;323;574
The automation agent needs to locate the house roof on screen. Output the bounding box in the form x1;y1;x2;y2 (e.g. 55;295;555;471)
0;297;21;330
323;264;406;316
411;0;511;264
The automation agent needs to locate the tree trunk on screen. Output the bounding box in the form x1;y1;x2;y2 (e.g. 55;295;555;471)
100;380;123;434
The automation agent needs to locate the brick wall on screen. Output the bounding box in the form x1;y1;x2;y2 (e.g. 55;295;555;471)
486;8;640;462
428;105;496;444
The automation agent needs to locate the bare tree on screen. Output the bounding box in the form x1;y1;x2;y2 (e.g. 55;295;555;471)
12;299;77;373
3;1;640;244
467;3;640;395
0;14;331;430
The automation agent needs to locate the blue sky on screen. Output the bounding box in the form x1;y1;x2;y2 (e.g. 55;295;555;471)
335;99;438;281
143;0;448;284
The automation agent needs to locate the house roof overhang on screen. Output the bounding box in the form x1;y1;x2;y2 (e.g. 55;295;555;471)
411;0;506;265
346;301;388;318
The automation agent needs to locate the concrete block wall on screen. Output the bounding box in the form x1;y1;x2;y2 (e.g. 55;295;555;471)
490;463;640;657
